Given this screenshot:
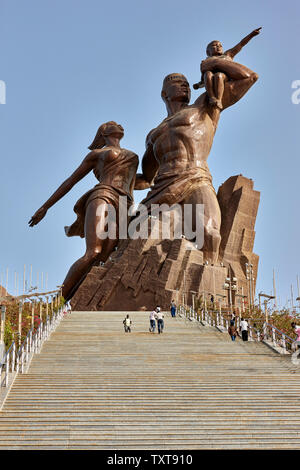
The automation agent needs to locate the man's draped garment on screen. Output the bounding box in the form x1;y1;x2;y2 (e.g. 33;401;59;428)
141;161;215;209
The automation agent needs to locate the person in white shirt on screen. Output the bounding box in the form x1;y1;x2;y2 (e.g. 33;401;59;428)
149;310;156;333
154;307;164;334
123;314;132;333
240;318;248;341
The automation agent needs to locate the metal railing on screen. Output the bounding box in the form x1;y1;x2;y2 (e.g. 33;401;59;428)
262;322;295;354
1;307;64;388
178;305;297;353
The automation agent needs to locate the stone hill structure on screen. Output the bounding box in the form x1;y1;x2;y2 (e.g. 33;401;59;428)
28;28;262;309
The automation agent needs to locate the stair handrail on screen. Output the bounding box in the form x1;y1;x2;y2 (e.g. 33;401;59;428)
0;341;16;388
16;327;33;375
263;322;295;354
1;306;64;388
179;304;296;355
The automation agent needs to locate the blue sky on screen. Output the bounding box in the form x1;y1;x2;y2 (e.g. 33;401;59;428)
0;0;299;309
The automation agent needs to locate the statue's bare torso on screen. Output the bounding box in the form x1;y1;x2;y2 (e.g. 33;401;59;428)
148;103;215;175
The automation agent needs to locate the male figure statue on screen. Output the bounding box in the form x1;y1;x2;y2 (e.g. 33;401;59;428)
140;60;259;264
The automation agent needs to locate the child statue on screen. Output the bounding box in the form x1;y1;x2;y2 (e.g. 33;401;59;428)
193;27;262;109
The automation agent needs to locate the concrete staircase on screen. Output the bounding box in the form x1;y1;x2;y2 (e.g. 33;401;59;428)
0;311;300;449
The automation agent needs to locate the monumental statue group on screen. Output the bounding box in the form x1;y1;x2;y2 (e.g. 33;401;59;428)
29;28;262;310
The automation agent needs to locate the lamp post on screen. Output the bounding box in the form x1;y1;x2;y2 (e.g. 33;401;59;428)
39;297;43;320
223;275;237;315
31;299;35;329
216;294;226;316
258;293;275;324
45;296;49;318
0;305;6;364
296;297;300;317
190;290;197;312
18;302;23;347
297;275;300;310
246;263;255;310
56;285;64;306
201;289;211;312
201;290;206;312
235;289;247;317
0;305;6;343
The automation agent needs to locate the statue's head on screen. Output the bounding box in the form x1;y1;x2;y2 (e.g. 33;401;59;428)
88;121;124;150
206;40;223;57
161;73;191;106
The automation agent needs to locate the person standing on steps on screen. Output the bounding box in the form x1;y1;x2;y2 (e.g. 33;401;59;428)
291;322;300;349
123;314;132;333
228;320;238;342
155;307;164;334
149;309;156;333
170;300;176;318
240;317;249;341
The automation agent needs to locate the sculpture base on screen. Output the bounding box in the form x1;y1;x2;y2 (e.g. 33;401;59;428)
71;237;227;311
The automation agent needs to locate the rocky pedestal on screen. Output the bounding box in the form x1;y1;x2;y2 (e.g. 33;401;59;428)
217;174;260;307
71;175;260;311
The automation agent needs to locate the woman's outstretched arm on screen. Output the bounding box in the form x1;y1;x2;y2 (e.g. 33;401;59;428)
29;151;97;227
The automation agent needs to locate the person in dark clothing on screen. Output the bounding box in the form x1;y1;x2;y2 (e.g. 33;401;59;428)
170;300;176;318
228;320;238;341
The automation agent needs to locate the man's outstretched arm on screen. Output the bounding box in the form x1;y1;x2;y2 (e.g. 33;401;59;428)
221;63;259;111
195;60;258;124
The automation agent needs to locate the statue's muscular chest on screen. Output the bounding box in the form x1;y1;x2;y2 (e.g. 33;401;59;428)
150;106;212;154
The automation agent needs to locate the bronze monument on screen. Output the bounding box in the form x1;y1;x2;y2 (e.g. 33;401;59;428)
30;29;262;309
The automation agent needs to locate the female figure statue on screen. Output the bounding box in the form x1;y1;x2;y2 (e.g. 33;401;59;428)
29;121;149;300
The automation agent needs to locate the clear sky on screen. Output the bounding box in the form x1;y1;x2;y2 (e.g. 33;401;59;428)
0;0;299;309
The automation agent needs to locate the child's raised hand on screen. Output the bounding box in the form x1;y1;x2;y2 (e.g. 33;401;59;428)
252;27;262;36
